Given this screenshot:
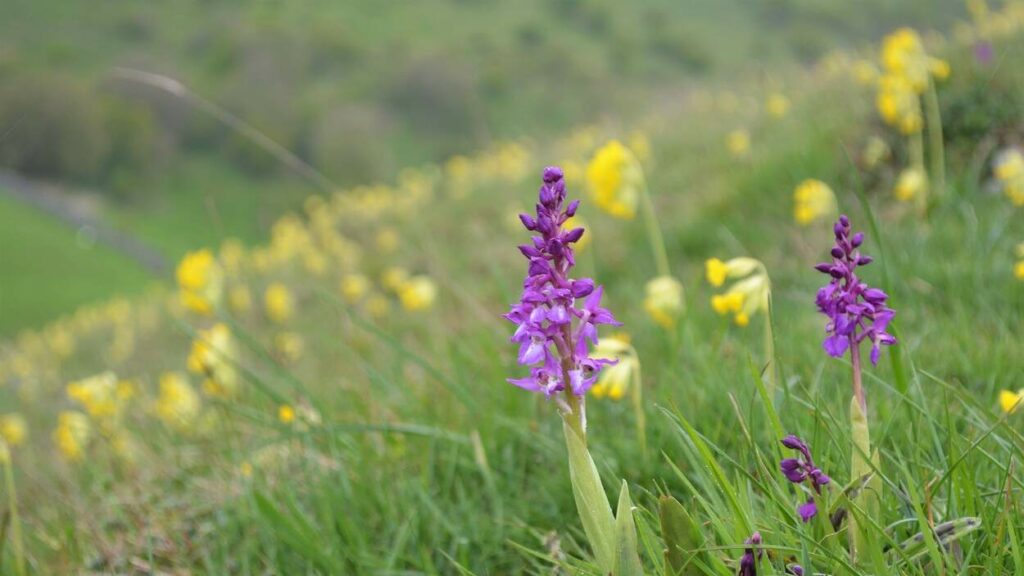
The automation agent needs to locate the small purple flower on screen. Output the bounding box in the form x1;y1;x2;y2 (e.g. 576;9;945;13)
787;565;805;576
814;215;896;365
780;434;830;523
738;531;763;576
974;41;993;65
505;167;620;403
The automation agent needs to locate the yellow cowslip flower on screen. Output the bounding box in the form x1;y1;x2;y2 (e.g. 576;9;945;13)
176;249;223;315
187;323;239;399
1000;389;1024;413
399;276;438;311
589;335;639;401
876;74;922;134
563;216;591;252
278;404;295;424
53;411;91;462
240;461;254;478
66;371;123;422
1015;261;1024;280
381;267;410;293
376;226;400;253
585;140;643;220
643;275;685;329
862;136;891;169
706;258;770;327
274;332;304;363
994;149;1024;206
766;93;790;118
229;285;252;314
727;129;751;157
852;59;879;86
895;167;927;202
264;283;294;324
0;414;27;446
340;274;371;304
154;372;200;431
793;179;838;226
880;27;950;93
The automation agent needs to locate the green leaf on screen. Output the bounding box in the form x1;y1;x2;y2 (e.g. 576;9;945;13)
252;490;345;574
562;419;616;572
849;396;881;564
614;481;644;576
659;495;702;576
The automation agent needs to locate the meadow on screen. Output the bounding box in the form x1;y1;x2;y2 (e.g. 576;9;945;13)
1;1;1024;575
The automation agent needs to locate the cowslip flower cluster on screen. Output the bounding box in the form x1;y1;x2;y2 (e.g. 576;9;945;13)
589;334;638;401
993;148;1024;206
880;28;950;93
766;93;790;118
53;411;91;462
264;283;295;324
1015;242;1024;280
187;323;239;398
815;216;896;365
1000;389;1024;414
727;129;751;157
876;74;923;134
643;275;685;328
706;257;770;327
176;249;224;315
894;167;927;202
793;179;838;226
0;414;26;447
505;167;619;408
585;140;642;219
780;435;831;522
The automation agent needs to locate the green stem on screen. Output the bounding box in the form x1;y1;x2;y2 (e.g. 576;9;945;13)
909;130;928;218
923;80;946;204
762;295;777;400
2;447;25;576
638;180;671;278
630;351;646;460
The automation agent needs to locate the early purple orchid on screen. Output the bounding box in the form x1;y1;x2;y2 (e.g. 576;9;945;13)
738;531;763;576
505;167;620;423
780;434;831;522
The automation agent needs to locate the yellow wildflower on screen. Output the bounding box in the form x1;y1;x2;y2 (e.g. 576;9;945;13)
766;93;790;118
274;332;304;363
340;274;371;304
643;275;685;328
278;404;296;424
1000;389;1024;413
880;27;949;93
154;372;200;431
187;323;239;399
1015;260;1024;280
176;249;223;315
66;371;123;422
793;179;838;226
399;276;438;311
706;258;770;327
862;136;891;169
727;129;751;157
590;335;639;401
0;414;27;446
585;140;643;219
53;411;91;461
876;74;922;134
264;283;294;324
381;267;410;293
895;167;927;202
994;149;1024;206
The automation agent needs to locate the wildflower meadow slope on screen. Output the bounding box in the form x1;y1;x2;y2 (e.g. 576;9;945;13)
1;4;1024;574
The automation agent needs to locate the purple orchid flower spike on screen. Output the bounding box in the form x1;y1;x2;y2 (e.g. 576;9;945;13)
780;434;831;523
738;531;763;576
504;167;621;423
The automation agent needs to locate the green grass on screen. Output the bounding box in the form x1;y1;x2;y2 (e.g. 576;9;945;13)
0;194;153;336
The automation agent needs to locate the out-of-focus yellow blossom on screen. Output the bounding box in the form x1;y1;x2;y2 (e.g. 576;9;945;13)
381;267;410;293
853;59;879;86
176;249;223;315
793;179;838;226
727;129;751;157
187;323;239;399
0;414;27;446
264;283;294;324
586;140;643;219
375;227;400;253
862;136;891;169
366;293;391;319
240;461;254;478
706;257;770;327
154;372;201;431
340;274;371;303
589;335;639;401
67;371;124;422
1000;389;1023;413
278;405;295;424
1015;242;1024;280
53;411;91;461
274;332;304;363
563;216;591;252
766;93;790;118
895;167;927;202
877;74;923;134
881;27;950;93
229;285;252;314
994;149;1024;205
399;276;438;311
643;275;685;328
219;238;246;276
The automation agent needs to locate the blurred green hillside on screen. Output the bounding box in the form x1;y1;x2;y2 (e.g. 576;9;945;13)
0;0;962;335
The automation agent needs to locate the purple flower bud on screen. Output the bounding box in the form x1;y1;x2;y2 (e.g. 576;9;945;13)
788;565;805;575
851;232;864;247
519;244;541;258
814;262;833;274
563;227;585;244
830;246;844;258
781;435;806;451
839;214;849;227
571;278;595;298
519;214;537;230
798;499;818;522
857;255;873;266
539;184;554;206
565;199;580;217
542;166;563;183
